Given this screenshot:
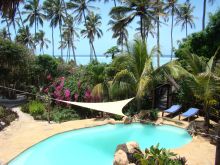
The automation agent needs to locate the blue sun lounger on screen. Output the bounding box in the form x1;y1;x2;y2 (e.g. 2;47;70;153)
162;105;182;117
179;108;199;121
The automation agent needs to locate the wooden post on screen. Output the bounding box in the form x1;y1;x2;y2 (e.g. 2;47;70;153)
47;104;50;124
215;122;220;165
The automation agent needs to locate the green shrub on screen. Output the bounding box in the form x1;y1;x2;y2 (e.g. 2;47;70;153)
51;108;80;123
149;109;159;121
21;103;29;113
29;101;45;117
134;144;186;165
0;106;5;118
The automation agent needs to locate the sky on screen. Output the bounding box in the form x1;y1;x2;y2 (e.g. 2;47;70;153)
1;0;220;64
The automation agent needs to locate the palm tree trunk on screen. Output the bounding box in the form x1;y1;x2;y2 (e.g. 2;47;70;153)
52;26;55;57
59;24;63;58
113;0;117;7
157;15;160;68
202;0;207;30
89;41;92;62
140;15;144;41
5;18;11;41
91;41;97;61
204;102;210;131
171;8;174;60
70;33;76;64
83;10;87;24
186;23;188;37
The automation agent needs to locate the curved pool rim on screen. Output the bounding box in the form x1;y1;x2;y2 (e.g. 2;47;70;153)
8;123;192;164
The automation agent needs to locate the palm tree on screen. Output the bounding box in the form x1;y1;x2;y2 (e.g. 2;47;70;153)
175;1;195;37
1;15;11;40
43;0;65;58
108;13;129;52
0;28;10;39
35;30;51;54
63;16;79;63
109;0;157;42
104;46;120;59
67;0;96;24
81;12;103;61
8;15;21;35
202;0;215;30
155;0;165;68
15;26;34;49
98;0;121;7
23;0;46;39
0;0;23;19
164;0;179;60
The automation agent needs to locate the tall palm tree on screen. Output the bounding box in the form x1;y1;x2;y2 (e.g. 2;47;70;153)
202;0;215;30
43;0;65;58
154;0;165;68
81;12;103;61
15;26;34;49
109;0;156;42
108;13;128;52
67;0;96;24
98;0;121;7
0;0;23;19
23;0;46;39
35;30;51;54
0;28;10;39
8;15;21;35
63;16;79;63
1;15;12;40
164;0;179;60
175;1;195;37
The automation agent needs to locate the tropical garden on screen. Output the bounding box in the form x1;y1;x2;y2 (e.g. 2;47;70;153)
0;0;220;164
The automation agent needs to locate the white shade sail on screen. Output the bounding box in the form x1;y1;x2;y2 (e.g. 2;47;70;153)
56;98;134;116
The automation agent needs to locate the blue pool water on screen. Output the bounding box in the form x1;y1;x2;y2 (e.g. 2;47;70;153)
9;124;192;165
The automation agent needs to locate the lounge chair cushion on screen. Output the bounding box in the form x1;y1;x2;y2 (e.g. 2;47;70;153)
164;105;182;113
181;108;199;117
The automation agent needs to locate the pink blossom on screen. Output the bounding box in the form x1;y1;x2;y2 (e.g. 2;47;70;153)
84;88;92;102
47;74;52;80
44;88;49;93
64;89;71;100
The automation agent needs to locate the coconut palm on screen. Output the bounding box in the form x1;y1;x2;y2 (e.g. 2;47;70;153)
164;0;179;60
43;0;65;58
15;26;34;49
23;0;46;39
202;0;215;30
0;0;23;19
0;28;10;39
8;15;21;35
1;15;11;40
67;0;96;24
109;0;157;41
35;30;51;54
175;1;195;37
63;16;79;63
98;0;121;7
81;12;103;61
108;13;128;52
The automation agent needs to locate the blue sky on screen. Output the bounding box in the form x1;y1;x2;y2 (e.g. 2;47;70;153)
1;0;220;63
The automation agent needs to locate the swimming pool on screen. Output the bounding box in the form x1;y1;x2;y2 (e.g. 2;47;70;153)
9;123;192;165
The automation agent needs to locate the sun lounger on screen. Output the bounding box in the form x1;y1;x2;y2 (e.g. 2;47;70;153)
179;108;199;121
162;105;182;117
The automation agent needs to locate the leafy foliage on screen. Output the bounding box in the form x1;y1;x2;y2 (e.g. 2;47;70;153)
134;144;186;165
176;9;220;59
29;100;45;117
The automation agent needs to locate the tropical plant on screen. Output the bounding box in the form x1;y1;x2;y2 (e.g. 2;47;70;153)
175;1;195;37
67;0;95;24
8;14;21;35
202;0;215;30
1;15;12;40
134;144;186;165
109;0;157;41
98;0;121;7
104;46;120;59
15;26;34;49
29;100;45;117
0;0;23;19
0;28;10;39
81;12;103;61
108;13;129;52
23;0;46;39
164;0;179;60
35;30;51;54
